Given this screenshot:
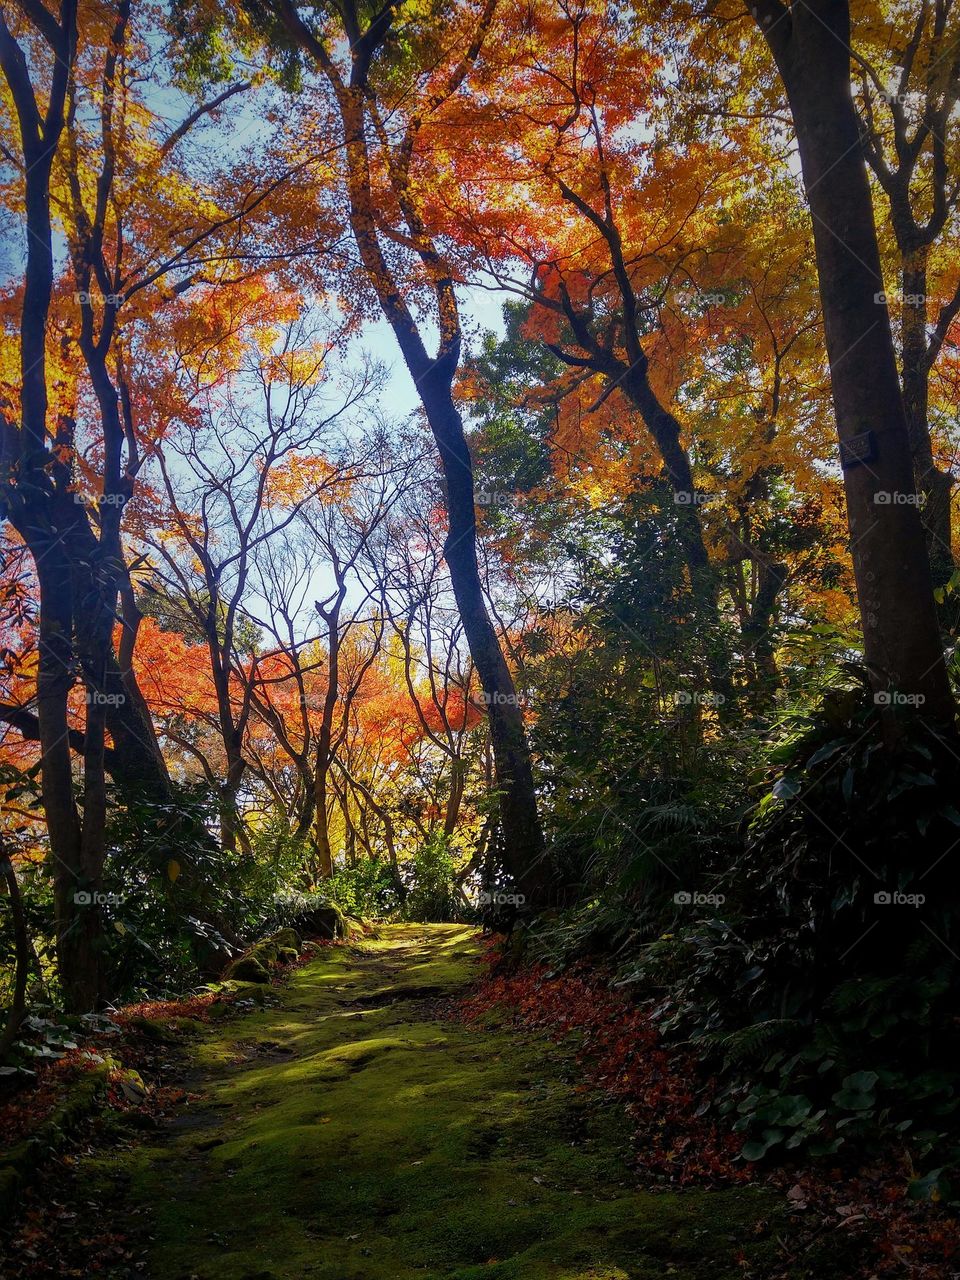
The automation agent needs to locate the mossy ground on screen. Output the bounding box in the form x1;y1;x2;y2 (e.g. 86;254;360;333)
91;925;785;1279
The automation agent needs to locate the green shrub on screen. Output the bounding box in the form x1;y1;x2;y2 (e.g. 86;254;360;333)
328;861;402;918
612;676;960;1180
400;834;464;923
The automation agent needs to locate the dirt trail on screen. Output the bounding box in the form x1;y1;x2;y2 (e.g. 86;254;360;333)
78;924;781;1279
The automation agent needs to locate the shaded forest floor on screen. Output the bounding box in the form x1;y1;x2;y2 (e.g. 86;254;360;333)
4;924;792;1279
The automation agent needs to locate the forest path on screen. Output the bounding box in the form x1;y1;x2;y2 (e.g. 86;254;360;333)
97;924;780;1279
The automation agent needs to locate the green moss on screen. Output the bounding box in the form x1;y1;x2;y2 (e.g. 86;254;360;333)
167;1016;205;1034
224;955;271;983
0;1063;111;1227
126;1014;179;1042
87;925;789;1279
224;927;304;982
342;913;377;940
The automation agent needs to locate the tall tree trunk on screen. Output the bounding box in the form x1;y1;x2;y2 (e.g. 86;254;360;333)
217;747;248;860
0;0;98;1007
313;597;341;881
443;758;465;836
620;368;734;707
313;768;334;879
900;250;955;599
74;312;172;801
0;851;30;1060
207;618;246;854
745;552;787;698
418;379;549;906
67;531;119;1011
318;68;548;909
37;544;103;1010
60;504;173;805
117;583;169;774
751;0;954;721
295;789;315;843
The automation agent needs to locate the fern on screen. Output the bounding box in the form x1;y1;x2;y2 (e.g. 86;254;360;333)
634;802;703;837
826;975;897;1015
698;1018;799;1065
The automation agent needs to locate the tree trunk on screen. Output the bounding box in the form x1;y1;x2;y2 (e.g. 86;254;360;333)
313;599;341;881
443;758;465;836
746;553;787;697
753;0;954;720
218;752;245;855
35;539;106;1011
314;768;334;879
319;74;549;911
0;0;98;1008
0;852;30;1060
294;789;315;843
74;323;173;801
900;250;955;599
418;379;549;907
67;544;115;1011
621;367;734;707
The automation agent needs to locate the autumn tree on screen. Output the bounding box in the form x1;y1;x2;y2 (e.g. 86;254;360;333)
0;0;336;1005
423;0;846;707
851;1;960;599
142;314;375;854
245;430;412;876
185;0;552;908
0;0;96;1006
364;479;487;840
735;0;954;720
